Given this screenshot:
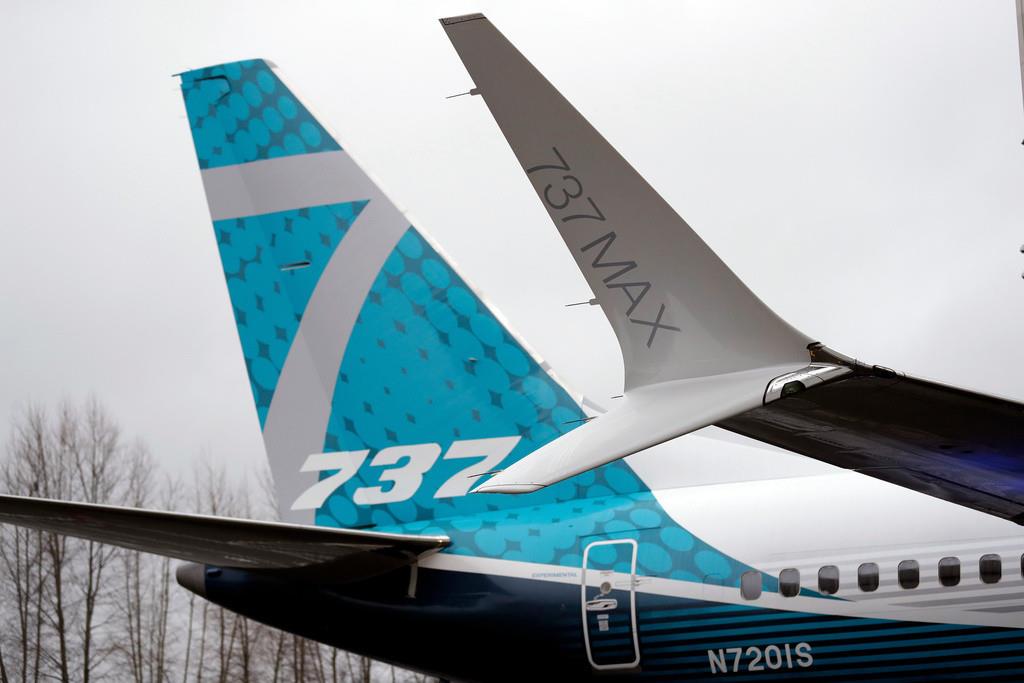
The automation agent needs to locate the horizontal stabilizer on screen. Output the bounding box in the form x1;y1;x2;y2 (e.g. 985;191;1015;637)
0;495;448;581
477;364;807;493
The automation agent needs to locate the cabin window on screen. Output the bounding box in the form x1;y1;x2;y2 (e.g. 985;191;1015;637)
779;568;800;597
740;571;762;600
898;560;919;589
938;557;960;587
858;563;879;592
818;565;839;595
979;554;1001;584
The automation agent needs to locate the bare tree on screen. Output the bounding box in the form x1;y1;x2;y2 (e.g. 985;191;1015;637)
119;443;157;683
0;640;10;683
346;652;374;683
146;477;182;683
73;400;138;683
0;400;437;683
36;403;75;683
0;406;48;682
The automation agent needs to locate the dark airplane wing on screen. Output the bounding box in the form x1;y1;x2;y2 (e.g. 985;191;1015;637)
0;494;449;582
721;346;1024;525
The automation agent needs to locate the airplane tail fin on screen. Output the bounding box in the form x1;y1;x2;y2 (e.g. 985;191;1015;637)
178;59;630;526
440;16;846;492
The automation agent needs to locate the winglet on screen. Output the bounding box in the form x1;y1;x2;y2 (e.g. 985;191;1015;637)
442;16;829;492
440;13;485;26
441;15;813;392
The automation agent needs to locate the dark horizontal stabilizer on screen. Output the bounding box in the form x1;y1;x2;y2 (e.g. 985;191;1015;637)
721;350;1024;524
0;495;449;581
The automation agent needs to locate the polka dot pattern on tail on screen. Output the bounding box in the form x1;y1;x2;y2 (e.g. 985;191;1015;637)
303;227;765;589
180;59;341;169
212;200;368;426
315;228;660;527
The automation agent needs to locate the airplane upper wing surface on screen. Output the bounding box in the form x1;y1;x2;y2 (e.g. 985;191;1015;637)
0;495;449;581
722;348;1024;525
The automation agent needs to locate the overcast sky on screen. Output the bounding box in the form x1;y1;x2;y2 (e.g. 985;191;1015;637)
1;1;1022;479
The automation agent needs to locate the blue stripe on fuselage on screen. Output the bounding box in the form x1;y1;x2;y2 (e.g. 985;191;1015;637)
200;565;1024;682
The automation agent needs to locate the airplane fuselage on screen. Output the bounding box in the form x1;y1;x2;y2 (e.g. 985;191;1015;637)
193;435;1024;681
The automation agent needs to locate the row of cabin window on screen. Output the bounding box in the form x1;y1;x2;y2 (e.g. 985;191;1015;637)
739;553;1018;600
